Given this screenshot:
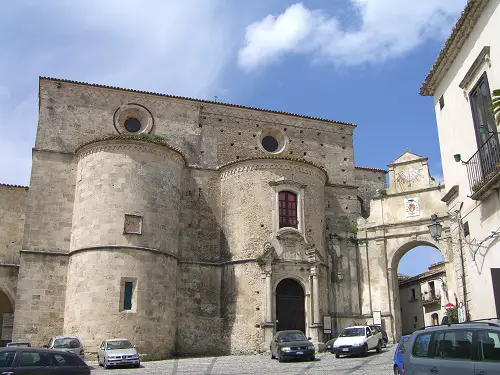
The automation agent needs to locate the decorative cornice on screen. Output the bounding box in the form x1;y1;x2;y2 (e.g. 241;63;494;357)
441;185;459;203
459;46;491;90
40;76;356;127
420;0;490;96
76;137;187;166
219;157;328;182
355;166;388;174
372;185;445;200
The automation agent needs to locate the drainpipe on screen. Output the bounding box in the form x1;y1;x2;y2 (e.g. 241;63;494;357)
457;203;469;321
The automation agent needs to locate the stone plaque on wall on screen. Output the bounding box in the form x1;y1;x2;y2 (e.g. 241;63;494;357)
404;198;420;217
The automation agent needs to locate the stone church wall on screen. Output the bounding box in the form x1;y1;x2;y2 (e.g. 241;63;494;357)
354;167;387;218
63;249;177;360
176;263;223;356
12;252;68;346
22;151;76;253
0;184;27;265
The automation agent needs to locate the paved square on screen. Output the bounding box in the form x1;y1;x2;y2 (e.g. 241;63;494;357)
90;345;395;374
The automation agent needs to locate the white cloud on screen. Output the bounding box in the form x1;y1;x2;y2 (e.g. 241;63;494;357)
0;0;250;186
238;0;466;70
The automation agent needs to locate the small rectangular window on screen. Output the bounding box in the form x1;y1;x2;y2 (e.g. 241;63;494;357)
120;277;137;312
124;281;133;310
410;288;416;301
439;95;445;109
463;221;470;237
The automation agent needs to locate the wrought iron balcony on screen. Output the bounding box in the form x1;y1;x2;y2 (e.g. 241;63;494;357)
465;134;500;200
422;293;441;305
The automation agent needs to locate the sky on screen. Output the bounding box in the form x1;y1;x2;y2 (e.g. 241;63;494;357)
0;0;467;274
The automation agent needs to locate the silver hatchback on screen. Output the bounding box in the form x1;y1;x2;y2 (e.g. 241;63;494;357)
45;336;85;361
97;339;140;369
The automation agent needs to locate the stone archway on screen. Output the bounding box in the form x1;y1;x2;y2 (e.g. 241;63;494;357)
357;152;460;343
0;288;14;346
389;240;446;339
275;278;305;332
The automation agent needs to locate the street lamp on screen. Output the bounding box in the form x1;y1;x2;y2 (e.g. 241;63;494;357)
428;214;443;241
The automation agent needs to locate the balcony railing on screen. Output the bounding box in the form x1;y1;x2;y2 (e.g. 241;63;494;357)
422;293;441;305
465;134;500;200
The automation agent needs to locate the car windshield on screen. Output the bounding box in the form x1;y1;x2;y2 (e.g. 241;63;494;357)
340;328;365;337
53;338;80;349
107;340;133;350
279;333;307;342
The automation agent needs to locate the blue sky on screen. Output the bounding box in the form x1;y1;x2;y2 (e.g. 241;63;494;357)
0;0;466;274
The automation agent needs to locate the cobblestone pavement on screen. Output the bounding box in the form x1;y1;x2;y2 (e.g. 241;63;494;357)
89;345;395;374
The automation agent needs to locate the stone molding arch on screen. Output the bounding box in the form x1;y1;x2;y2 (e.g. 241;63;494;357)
0;282;16;311
272;274;309;296
76;138;188;166
219;158;328;182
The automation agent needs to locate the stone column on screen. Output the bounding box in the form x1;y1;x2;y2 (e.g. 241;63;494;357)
312;267;320;324
265;272;272;323
262;266;275;352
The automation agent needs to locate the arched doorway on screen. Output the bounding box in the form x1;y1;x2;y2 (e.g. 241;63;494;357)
391;242;447;339
275;278;305;332
0;288;14;347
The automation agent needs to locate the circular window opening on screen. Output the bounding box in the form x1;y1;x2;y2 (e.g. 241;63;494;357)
124;117;142;133
262;136;279;152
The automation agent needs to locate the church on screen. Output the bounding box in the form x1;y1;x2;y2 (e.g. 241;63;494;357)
0;77;456;359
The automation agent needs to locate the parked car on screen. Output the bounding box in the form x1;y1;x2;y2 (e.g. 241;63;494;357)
270;330;315;362
393;335;411;375
330;325;383;357
6;342;31;348
0;347;90;374
44;336;85;361
98;338;140;369
369;324;389;347
403;321;500;375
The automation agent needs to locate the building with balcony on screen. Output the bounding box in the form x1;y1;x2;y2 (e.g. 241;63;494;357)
399;262;447;335
421;0;500;320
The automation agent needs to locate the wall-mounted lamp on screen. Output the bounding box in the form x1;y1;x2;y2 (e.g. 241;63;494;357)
428;214;443;241
478;125;497;135
337;271;344;281
454;154;462;162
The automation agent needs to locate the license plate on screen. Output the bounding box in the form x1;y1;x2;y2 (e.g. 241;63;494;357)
296;351;303;355
342;348;349;352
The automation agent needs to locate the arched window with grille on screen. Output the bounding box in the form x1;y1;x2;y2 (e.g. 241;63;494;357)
279;191;298;229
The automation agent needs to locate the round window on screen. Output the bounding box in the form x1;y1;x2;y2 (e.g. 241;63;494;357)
124;117;142;133
258;128;286;154
262;136;279;152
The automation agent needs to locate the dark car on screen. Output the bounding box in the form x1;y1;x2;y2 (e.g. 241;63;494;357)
369;325;388;347
5;342;31;348
270;330;315;362
393;335;410;375
0;347;90;374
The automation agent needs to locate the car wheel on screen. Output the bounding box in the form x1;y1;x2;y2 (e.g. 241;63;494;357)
376;340;382;353
134;363;141;368
383;339;388;348
335;353;340;358
363;344;368;356
394;366;401;375
278;354;285;363
309;356;315;361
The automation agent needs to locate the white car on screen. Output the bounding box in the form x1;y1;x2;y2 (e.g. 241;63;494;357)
330;325;383;357
97;339;140;369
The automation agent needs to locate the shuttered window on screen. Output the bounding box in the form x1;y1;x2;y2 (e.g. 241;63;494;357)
279;191;298;229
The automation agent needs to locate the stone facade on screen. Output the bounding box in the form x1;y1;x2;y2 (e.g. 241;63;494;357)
0;77;450;359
